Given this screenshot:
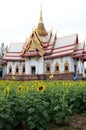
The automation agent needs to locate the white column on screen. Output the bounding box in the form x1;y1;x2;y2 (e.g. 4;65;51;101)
25;58;29;74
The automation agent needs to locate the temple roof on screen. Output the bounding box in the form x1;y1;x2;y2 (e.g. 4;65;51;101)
3;30;86;61
2;4;86;61
44;34;78;59
3;42;25;61
8;42;25;52
80;43;86;60
72;42;84;58
21;29;56;57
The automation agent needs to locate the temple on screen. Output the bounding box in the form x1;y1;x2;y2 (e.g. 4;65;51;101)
2;5;86;80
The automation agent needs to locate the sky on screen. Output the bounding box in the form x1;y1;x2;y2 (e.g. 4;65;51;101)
0;0;86;47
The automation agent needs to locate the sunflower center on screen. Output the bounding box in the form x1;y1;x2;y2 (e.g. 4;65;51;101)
39;86;43;90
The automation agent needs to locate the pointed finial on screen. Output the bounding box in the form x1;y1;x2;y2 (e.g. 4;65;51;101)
39;0;43;23
37;0;47;36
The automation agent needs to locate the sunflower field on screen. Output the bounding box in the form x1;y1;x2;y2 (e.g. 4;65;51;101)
0;80;86;130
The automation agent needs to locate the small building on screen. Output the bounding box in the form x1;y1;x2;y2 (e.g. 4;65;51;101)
2;6;86;80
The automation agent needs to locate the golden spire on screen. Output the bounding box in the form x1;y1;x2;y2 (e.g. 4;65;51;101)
37;0;47;36
39;3;43;23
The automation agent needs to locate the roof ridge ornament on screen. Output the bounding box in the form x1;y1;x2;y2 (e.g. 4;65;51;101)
39;0;43;23
37;0;47;36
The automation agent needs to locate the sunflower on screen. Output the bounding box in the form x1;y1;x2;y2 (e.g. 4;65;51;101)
12;76;15;80
18;86;23;92
49;74;53;79
37;85;45;92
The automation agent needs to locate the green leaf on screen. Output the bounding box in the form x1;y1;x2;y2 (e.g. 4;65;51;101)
28;108;35;114
28;121;36;129
42;110;49;121
53;105;60;111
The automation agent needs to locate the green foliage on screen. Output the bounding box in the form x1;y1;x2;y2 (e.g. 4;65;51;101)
0;80;86;130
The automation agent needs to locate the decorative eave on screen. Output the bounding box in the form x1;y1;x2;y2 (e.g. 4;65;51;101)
72;41;85;59
21;29;45;57
44;42;76;59
3;52;25;61
81;51;86;60
44;33;57;55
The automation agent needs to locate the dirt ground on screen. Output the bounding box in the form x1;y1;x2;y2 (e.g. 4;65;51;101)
50;114;86;130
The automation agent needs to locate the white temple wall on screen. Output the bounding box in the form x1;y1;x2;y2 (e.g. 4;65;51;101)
25;57;44;74
44;56;74;74
71;58;84;75
60;56;72;73
25;58;30;74
52;58;61;73
7;62;13;74
37;57;44;74
5;56;84;76
71;58;77;73
7;61;25;75
44;56;73;74
82;62;85;77
77;59;83;74
83;62;86;78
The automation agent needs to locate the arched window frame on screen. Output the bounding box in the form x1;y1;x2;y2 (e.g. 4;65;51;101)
8;65;12;75
46;63;51;73
54;62;60;74
15;65;19;75
64;62;70;73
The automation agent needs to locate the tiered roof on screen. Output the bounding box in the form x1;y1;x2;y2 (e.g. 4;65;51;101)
81;43;86;60
3;42;25;61
44;34;78;59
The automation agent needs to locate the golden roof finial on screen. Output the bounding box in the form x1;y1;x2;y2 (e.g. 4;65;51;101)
39;0;43;23
37;0;47;36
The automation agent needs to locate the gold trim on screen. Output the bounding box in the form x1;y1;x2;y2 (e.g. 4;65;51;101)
35;56;39;61
45;63;51;74
15;65;19;75
37;2;47;36
64;62;70;73
54;62;60;74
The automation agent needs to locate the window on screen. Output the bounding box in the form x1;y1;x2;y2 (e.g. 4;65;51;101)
47;66;50;72
46;63;51;73
65;65;68;71
64;62;69;73
54;62;60;74
31;66;36;74
9;68;12;73
22;65;25;74
74;64;77;74
16;68;19;73
15;65;19;74
56;66;59;71
8;65;12;75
